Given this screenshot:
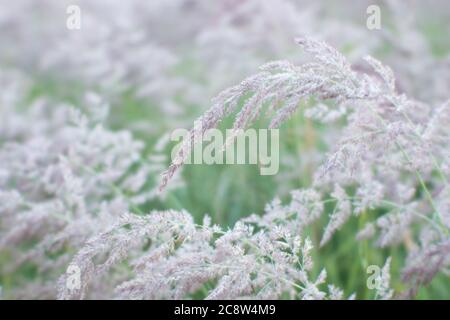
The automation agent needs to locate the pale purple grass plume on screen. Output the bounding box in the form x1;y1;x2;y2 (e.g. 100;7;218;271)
58;192;348;300
159;37;450;298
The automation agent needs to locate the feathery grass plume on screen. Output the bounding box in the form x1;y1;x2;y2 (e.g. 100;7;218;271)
59;191;351;300
320;184;352;246
0;89;156;298
160;37;450;296
402;239;450;298
160;37;388;190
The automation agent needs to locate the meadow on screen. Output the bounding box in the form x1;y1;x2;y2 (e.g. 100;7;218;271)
0;0;449;299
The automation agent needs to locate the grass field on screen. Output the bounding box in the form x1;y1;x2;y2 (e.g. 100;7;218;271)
0;0;449;300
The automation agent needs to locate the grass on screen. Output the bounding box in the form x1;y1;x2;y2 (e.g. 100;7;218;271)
1;18;449;298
